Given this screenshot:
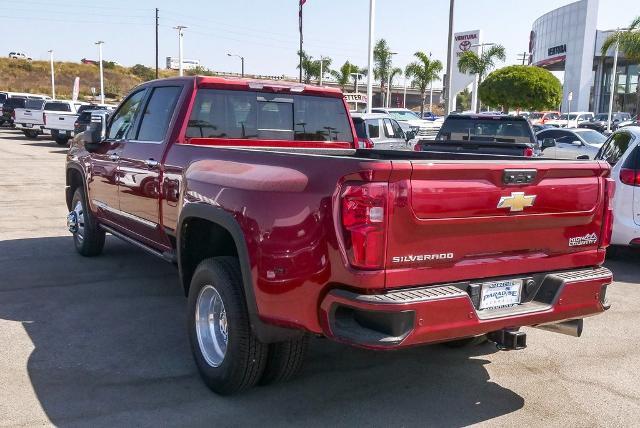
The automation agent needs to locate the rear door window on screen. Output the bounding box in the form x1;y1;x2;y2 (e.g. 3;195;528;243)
597;132;633;165
136;86;182;142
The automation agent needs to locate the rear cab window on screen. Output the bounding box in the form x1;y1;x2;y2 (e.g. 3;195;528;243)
437;116;534;144
44;102;72;112
185;88;353;145
25;99;45;109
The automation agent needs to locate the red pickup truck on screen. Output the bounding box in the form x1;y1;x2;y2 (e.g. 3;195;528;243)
65;76;613;395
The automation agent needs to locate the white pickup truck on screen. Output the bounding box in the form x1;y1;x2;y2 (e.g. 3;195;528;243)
14;100;72;138
43;101;87;145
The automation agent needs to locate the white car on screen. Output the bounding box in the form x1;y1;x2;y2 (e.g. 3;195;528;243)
595;127;640;248
535;128;607;159
546;112;594;128
8;51;32;61
43;101;88;145
371;107;441;140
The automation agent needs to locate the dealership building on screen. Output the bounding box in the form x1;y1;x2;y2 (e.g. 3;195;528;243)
529;0;638;114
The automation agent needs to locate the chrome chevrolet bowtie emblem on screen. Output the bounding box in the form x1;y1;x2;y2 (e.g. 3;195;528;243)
497;192;536;212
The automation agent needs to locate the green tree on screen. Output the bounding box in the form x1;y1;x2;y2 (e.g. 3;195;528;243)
130;64;155;81
373;39;395;106
478;65;562;112
456;88;472;111
457;44;506;111
405;52;443;115
601;17;640;115
330;61;354;90
296;51;332;84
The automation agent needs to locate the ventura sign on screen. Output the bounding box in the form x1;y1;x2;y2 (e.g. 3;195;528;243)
449;29;482;112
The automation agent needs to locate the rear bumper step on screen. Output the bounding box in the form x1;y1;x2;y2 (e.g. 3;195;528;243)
319;267;612;349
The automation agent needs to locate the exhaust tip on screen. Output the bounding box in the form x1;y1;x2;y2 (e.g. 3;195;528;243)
533;319;583;338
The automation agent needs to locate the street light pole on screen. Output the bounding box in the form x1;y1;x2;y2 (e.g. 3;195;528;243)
403;76;408;108
48;50;55;100
95;41;105;104
319;56;329;86
386;51;398;108
606;28;627;132
366;0;375;113
429;52;433;112
227;53;245;77
445;0;455;114
174;25;187;76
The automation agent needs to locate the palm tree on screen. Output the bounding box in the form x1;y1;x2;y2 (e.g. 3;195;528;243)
373;39;395;107
405;52;444;116
330;61;355;91
297;50;315;84
601;17;640;116
457;44;506;111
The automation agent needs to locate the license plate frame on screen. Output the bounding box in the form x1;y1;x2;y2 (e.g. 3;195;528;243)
478;279;523;310
25;123;33;128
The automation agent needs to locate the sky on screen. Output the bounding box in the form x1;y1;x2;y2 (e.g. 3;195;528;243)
1;0;638;87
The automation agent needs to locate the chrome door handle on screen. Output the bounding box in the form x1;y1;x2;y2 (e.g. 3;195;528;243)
145;159;159;168
109;154;120;161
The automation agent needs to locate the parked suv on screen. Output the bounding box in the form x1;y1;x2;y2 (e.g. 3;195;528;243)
351;113;412;149
579;112;632;133
0;97;27;126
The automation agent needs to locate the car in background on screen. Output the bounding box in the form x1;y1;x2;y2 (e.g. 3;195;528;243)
0;92;50;125
0;96;27;126
421;111;440;121
546;112;594;128
73;108;114;134
536;128;607;159
43;101;87;145
415;113;539;157
351;113;413;150
371;107;441;140
578;112;632;133
594;127;640;249
617;115;639;129
532;123;554;133
14;99;47;137
8;52;31;60
528;111;560;125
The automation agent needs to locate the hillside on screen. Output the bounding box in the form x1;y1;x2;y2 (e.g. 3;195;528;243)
0;58;177;101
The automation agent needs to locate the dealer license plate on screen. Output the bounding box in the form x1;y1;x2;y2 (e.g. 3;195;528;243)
478;279;523;310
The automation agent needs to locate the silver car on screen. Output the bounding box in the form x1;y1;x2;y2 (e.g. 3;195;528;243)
351;113;413;150
536;128;607;159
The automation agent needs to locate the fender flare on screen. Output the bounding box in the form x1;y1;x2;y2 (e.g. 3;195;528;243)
177;203;303;343
65;163;87;211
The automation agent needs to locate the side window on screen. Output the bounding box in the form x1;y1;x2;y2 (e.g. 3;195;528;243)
107;90;146;140
383;119;396;138
136;86;182;142
598;133;632;165
366;119;380;138
390;119;404;138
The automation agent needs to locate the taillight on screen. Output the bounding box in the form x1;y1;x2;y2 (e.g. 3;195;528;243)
600;177;615;248
43;113;47;125
357;137;374;149
413;143;422;151
341;182;387;269
620;168;640;187
523;147;534;157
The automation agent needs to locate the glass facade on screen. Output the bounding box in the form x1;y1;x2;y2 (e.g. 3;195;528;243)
598;60;639;115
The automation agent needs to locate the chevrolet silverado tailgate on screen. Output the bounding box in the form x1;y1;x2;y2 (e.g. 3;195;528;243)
385;159;609;289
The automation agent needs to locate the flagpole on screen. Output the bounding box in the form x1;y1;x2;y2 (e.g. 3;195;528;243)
366;0;375;113
299;1;304;83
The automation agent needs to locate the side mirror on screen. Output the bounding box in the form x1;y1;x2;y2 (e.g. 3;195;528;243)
572;140;583;146
405;130;416;141
541;138;556;149
82;113;107;146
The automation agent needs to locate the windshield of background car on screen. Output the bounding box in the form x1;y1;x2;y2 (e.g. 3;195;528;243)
77;105;107;114
3;98;26;109
25;99;45;109
0;94;7;103
595;114;609;121
437;117;533;143
559;114;578;120
388;110;420;121
576;130;607;146
44;102;72;112
529;113;543;119
186;89;353;142
545;113;560;120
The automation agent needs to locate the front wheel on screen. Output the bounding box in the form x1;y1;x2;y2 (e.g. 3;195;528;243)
69;188;105;256
187;257;268;395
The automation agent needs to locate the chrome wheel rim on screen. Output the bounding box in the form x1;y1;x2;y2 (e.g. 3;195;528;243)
72;200;85;242
195;285;228;367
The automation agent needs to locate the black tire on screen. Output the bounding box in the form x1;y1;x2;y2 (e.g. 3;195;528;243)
22;130;39;139
70;187;105;257
442;335;488;348
187;257;268;395
55;135;70;146
259;335;309;385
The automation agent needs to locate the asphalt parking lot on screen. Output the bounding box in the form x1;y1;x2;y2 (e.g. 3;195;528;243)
0;128;639;427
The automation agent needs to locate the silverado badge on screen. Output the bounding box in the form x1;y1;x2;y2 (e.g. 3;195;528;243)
497;192;536;212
